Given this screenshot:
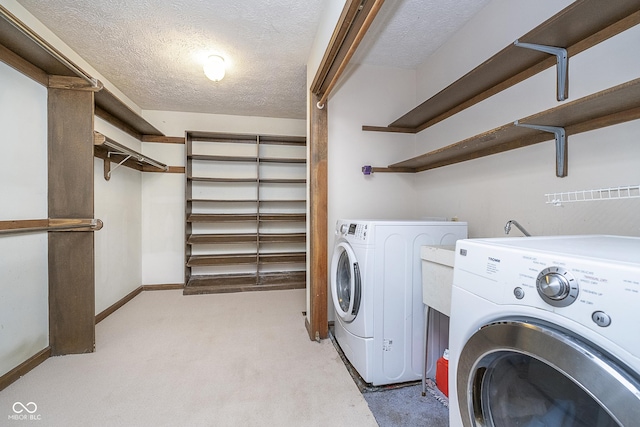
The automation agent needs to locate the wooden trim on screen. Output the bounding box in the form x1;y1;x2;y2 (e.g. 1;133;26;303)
307;92;328;341
0;42;48;85
95;286;143;324
310;0;363;94
142;135;185;144
142;283;185;291
0;347;51;392
316;0;385;107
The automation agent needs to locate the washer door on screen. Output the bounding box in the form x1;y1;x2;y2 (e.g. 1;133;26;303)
330;241;361;323
457;319;640;427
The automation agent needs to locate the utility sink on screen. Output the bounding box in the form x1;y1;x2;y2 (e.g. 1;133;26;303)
421;245;456;316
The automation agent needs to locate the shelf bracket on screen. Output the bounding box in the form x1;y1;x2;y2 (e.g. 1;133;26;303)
514;39;568;101
104;151;138;181
514;121;567;177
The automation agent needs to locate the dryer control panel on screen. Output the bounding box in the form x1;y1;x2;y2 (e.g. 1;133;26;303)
336;221;369;242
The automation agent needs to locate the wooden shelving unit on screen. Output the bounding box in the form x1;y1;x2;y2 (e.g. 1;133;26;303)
363;0;640;134
185;132;307;295
375;78;640;175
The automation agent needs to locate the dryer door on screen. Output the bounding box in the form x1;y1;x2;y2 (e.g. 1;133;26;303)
330;241;361;323
456;319;640;427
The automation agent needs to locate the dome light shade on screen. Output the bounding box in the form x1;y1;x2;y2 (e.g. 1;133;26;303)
204;55;225;81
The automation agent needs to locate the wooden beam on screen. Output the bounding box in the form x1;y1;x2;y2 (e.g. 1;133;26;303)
307;92;328;341
48;84;96;356
0;42;48;85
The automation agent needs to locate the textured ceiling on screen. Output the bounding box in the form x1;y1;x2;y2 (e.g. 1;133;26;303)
17;0;490;120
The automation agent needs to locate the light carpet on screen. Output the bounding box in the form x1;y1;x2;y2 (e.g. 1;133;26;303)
0;289;377;426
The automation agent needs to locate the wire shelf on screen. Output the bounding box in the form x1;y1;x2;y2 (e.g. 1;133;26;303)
545;185;640;206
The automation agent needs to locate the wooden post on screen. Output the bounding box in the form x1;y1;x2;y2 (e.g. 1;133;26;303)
307;92;328;341
47;76;97;355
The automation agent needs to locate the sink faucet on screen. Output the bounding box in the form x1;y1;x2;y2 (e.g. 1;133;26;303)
504;220;531;236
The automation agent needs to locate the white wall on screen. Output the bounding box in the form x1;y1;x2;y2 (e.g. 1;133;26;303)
94;119;143;314
412;0;640;238
327;64;418;227
0;61;48;376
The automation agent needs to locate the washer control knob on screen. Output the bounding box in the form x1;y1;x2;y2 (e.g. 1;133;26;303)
536;267;578;307
340;224;349;235
513;287;525;300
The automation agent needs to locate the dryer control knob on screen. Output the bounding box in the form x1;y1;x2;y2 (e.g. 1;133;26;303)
536;267;578;307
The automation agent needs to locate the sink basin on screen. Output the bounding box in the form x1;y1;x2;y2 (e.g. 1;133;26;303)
421;245;456;316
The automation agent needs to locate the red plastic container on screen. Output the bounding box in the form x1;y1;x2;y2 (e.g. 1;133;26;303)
435;349;449;397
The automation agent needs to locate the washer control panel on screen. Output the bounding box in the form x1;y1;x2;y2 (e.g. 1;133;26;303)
453;236;640;360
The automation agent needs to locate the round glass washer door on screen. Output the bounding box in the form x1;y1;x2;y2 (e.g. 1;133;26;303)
456;319;640;427
330;242;361;323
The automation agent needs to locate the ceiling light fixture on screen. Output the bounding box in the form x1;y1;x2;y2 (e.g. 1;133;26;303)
203;55;226;81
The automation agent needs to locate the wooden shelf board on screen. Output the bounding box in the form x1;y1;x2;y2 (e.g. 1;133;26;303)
366;0;640;133
187;254;258;267
189;176;258;183
94;87;163;137
184;271;305;295
389;78;640;172
188;199;258;203
189;154;258;162
259;214;306;222
258;135;307;146
188;234;258;244
260;179;306;184
188;214;258;223
259;252;306;264
259;233;306;243
93;132;168;173
260;157;307;164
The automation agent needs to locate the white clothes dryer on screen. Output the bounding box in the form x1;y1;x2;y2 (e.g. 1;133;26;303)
331;219;467;386
449;235;640;427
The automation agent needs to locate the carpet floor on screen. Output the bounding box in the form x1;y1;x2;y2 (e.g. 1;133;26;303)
0;289;377;426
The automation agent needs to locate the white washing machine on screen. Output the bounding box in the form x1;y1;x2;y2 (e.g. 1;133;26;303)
449;235;640;427
331;219;467;386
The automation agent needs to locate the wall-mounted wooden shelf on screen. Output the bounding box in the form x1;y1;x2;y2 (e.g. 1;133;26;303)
362;0;640;134
94;132;170;180
0;6;164;139
371;78;640;175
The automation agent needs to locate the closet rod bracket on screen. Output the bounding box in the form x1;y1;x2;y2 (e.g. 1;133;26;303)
514;121;567;177
514;39;568;101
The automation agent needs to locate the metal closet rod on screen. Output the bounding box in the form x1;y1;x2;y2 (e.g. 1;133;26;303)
102;140;168;171
0;5;99;88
